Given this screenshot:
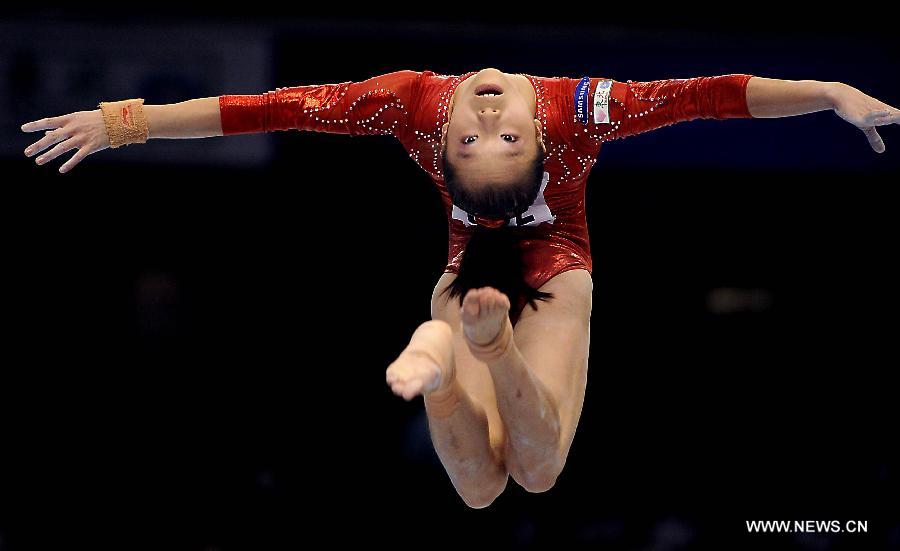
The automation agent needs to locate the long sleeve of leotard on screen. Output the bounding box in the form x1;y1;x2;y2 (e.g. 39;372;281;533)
575;73;754;150
218;69;421;137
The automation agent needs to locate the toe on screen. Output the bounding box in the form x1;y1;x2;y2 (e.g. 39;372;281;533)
485;289;508;313
462;292;481;320
478;289;494;311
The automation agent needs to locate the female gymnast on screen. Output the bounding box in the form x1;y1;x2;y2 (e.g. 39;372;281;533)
21;66;898;508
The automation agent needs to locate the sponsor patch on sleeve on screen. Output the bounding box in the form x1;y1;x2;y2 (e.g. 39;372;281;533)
593;79;612;124
574;76;591;125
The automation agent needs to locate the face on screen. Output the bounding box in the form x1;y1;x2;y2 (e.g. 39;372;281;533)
441;68;545;188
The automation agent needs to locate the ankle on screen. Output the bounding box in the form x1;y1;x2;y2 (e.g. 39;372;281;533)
424;377;461;417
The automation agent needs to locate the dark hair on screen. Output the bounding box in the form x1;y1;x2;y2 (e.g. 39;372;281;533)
441;142;545;218
438;142;554;316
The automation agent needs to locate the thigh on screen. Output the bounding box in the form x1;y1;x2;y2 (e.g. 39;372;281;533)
431;272;507;458
513;268;593;464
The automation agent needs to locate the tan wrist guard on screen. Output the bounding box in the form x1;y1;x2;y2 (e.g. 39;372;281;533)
97;98;149;148
465;316;514;362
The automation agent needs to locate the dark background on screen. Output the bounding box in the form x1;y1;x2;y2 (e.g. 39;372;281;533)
2;6;898;550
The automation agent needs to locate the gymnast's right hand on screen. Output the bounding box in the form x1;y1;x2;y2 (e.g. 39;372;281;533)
21;109;110;174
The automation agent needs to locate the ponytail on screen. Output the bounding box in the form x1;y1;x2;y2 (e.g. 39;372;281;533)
439;225;554;319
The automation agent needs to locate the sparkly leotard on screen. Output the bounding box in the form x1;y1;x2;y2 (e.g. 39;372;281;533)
218;69;753;319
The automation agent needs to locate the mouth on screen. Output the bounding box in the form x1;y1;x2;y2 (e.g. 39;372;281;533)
474;83;504;97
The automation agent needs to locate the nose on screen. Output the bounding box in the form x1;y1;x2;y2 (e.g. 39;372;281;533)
478;109;499;130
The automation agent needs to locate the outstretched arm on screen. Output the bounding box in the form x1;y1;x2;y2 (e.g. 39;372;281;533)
574;73;898;154
149;70;419;137
144;97;224;138
746;77;899;153
744;77;834;117
573;73;756;149
21;97;226;174
217;69;419;136
21;70;420;173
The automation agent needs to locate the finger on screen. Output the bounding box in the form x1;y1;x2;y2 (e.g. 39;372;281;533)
59;146;90;174
24;140;43;157
861;126;885;153
872;112;900;125
862;110;890;125
21;115;68;133
35;138;78;165
25;128;70;158
24;142;40;157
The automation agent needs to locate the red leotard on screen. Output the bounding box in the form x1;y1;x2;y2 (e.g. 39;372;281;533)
218;69;753;319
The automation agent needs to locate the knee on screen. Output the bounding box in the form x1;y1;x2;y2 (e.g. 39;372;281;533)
457;473;508;509
509;461;561;494
519;471;558;494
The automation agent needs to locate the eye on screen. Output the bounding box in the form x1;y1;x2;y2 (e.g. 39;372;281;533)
502;134;518;142
462;135;477;144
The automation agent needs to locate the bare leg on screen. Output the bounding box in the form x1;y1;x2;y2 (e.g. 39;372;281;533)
461;288;563;490
385;320;508;508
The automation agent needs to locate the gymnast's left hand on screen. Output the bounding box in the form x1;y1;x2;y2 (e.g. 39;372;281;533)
829;82;899;153
21;109;110;173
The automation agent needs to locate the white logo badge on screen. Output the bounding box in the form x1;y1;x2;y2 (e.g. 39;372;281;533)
593;79;612;124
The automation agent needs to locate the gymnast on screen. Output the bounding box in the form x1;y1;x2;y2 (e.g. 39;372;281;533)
21;66;898;508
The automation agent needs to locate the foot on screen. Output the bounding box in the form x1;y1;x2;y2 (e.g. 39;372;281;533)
461;287;511;347
386;320;455;401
